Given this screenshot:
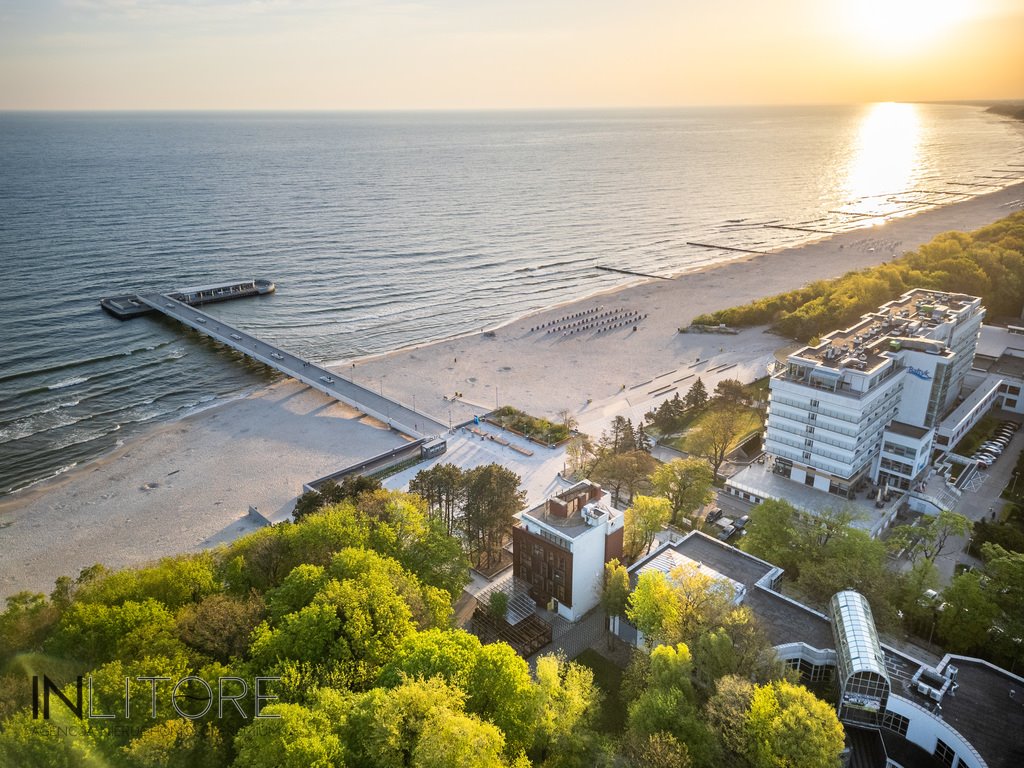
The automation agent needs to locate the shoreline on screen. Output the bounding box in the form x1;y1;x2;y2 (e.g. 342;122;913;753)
2;179;1024;597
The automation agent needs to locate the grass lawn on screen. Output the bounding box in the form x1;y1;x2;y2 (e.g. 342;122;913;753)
574;648;628;734
670;407;764;455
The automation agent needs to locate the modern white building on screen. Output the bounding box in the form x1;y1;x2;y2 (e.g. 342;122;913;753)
511;480;625;622
730;290;984;512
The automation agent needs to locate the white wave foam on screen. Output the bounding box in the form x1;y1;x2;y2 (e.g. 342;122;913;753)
48;375;89;390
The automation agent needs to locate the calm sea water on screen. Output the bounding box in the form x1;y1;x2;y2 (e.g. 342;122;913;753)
1;105;1022;495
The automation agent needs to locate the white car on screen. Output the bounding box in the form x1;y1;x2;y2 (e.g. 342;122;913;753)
320;376;335;384
230;333;243;341
270;352;284;361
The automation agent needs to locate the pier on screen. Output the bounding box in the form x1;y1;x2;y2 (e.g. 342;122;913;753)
132;290;446;440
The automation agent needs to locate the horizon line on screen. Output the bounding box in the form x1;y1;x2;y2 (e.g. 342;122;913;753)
1;98;1021;115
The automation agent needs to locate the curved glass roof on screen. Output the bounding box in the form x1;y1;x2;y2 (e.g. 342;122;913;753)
828;591;889;684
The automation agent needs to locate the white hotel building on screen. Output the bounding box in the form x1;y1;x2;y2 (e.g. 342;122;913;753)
728;289;985;529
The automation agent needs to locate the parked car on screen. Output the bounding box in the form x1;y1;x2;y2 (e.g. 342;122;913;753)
706;507;724;523
734;514;751;530
717;525;737;542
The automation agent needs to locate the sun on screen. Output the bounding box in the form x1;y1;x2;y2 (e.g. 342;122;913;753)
842;0;973;51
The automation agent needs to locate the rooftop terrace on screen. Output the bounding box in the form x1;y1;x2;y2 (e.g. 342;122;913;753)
789;288;975;372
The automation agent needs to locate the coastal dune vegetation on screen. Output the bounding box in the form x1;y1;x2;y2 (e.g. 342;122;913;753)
692;211;1024;341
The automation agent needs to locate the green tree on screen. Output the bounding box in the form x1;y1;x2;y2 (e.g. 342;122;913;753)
409;463;466;536
740;499;802;574
687;402;752;479
123;719;226;768
627;562;743;650
713;378;747;406
624;496;671;560
489;591;510;622
463;464;526;569
620;731;692;768
176;592;266;662
0;709;104;768
683;378;709;412
936;571;1001;653
234;701;341;768
704;674;755;766
892;509;973;564
649;458;715;525
592;450;657;507
340;678;468;768
565;433;596;477
625;644;712;766
531;654;603;766
412;710;509;768
293;475;382;521
627;571;681;647
601;559;631;647
743;680;845;768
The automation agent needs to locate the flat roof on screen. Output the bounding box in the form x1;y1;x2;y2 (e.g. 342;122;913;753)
885;421;930;440
668;530;777;590
744;586;835;650
635;548;744;597
886;658;1024;768
519;480;615;540
792;289;975;371
727;462;898;534
976;324;1024;359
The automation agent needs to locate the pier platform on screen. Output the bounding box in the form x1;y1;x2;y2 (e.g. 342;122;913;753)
133;291;446;441
100;278;274;319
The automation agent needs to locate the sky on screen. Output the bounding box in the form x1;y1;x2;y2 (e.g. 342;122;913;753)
0;0;1021;110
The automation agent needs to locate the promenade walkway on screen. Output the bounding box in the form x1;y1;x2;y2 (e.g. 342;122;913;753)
138;293;446;440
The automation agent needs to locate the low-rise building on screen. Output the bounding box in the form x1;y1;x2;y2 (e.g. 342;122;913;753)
511;480;624;622
614;531;1024;768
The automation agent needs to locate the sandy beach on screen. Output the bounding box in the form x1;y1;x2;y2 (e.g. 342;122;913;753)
2;181;1023;598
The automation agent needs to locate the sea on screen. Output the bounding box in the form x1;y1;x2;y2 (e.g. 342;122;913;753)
1;104;1022;496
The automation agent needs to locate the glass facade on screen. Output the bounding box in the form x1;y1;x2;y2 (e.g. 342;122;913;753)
829;591;891;720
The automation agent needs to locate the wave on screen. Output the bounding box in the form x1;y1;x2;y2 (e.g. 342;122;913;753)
48;375;89;390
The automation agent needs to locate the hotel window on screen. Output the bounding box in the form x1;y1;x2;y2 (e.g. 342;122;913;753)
810;399;820;408
881;712;909;737
933;739;956;768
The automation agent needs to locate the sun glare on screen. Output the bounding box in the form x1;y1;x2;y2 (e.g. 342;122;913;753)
844;102;921;206
843;0;973;51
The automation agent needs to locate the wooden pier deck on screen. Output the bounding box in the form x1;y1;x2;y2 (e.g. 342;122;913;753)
136;293;446;440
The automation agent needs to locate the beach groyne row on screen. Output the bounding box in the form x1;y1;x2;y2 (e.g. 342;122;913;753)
531;307;649;338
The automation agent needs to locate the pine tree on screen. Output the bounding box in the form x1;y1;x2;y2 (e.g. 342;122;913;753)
684;378;708;412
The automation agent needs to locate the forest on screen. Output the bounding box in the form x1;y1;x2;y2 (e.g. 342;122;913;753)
691;211;1024;341
0;487;846;768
